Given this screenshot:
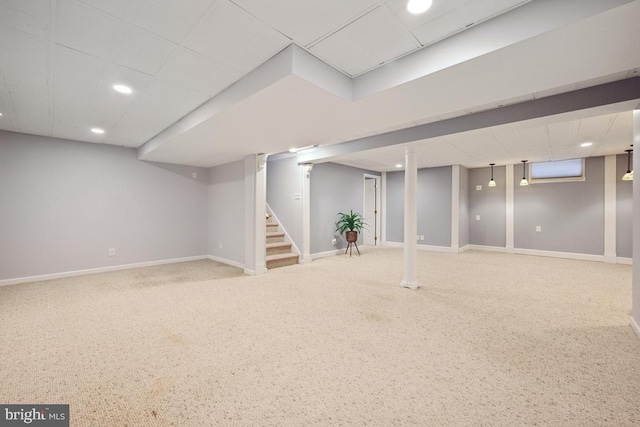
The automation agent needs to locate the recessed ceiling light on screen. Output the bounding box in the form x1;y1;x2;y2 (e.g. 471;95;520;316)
113;84;132;94
407;0;433;15
0;112;3;116
580;142;593;147
396;164;403;168
91;128;105;134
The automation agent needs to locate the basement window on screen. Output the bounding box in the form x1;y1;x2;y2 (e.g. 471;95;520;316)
530;158;585;184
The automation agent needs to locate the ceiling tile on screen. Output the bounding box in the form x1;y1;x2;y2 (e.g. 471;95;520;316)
310;5;419;76
0;0;50;40
78;0;215;42
230;0;378;46
157;48;242;97
183;0;291;74
56;0;177;75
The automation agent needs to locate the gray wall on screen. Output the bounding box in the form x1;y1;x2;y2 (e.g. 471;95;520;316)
458;166;469;247
468;166;507;247
266;155;303;251
514;156;604;255
616;153;633;258
386;166;452;247
310;163;378;254
207;160;245;265
0;131;208;281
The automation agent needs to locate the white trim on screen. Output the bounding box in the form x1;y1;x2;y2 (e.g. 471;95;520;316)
467;245;507;253
513;248;604;262
0;255;209;287
302;164;312;264
207;255;245;270
617;257;633;265
459;244;471;253
451;165;460;250
310;249;342;260
604;155;617;263
506;164;515;253
631;317;640;341
244;268;256;276
363;173;381;247
384;241;455;253
381;172;387;244
266;203;301;257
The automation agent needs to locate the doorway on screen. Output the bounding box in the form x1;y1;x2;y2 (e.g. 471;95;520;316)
363;174;381;246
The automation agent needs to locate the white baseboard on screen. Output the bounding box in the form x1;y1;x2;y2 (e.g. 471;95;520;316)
617;257;633;265
513;248;604;263
0;255;209;287
207;255;245;270
383;241;455;253
458;244;471;253
467;245;507;253
311;249;342;260
631;317;640;341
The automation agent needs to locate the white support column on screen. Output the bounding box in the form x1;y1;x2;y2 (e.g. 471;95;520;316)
604;155;617;263
505;164;515;253
451;165;460;253
631;110;640;339
301;163;313;264
381;172;387;244
401;147;419;289
244;154;267;275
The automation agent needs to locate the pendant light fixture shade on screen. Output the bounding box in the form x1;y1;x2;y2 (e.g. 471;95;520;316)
488;163;496;187
520;160;529;186
622;148;634;181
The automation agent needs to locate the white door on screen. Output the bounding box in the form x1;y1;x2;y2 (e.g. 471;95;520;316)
364;178;377;245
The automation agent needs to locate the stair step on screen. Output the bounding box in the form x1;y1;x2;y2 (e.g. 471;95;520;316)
266;222;279;230
266;232;285;243
267;241;292;255
266;253;299;269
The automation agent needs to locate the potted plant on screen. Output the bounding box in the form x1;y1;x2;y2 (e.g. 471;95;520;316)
336;210;367;256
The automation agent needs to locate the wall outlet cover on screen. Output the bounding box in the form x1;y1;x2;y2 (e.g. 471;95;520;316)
476;215;481;221
476;185;482;191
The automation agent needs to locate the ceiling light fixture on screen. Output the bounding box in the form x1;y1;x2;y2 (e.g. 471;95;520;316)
407;0;433;15
488;163;496;187
580;142;593;147
520;160;529;186
91;128;105;134
622;147;633;181
395;164;403;168
113;84;132;94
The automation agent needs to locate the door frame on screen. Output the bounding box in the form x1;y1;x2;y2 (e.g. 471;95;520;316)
363;174;381;246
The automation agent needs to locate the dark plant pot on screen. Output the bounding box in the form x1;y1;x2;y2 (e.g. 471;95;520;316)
345;231;358;243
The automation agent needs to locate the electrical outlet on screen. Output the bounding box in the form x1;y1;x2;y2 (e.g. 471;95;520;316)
219;242;223;249
192;172;197;179
294;193;301;200
108;248;115;257
476;215;481;221
536;226;542;232
476;185;482;191
420;235;425;241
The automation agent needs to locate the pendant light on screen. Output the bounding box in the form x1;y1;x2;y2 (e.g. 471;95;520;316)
622;147;633;181
488;163;496;187
520;160;529;186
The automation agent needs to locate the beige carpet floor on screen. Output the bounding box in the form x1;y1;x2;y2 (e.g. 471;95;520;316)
1;249;639;426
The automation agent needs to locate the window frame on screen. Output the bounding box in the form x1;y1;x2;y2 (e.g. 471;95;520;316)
529;158;586;184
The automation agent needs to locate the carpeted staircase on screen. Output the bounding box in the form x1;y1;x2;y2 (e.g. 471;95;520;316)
266;216;299;269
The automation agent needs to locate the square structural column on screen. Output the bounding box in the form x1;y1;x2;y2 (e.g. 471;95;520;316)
401;146;419;289
244;154;267;275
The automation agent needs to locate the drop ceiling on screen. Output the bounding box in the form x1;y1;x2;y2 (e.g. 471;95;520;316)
0;0;639;172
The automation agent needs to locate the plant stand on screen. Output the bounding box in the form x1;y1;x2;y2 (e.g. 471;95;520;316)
345;241;360;257
344;231;360;257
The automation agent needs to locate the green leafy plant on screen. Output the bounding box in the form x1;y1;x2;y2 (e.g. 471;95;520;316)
335;210;367;234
